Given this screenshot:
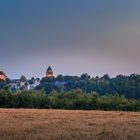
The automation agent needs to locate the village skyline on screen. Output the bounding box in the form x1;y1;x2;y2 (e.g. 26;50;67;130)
1;65;140;80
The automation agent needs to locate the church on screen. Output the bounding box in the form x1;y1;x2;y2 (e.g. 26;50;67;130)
46;66;54;77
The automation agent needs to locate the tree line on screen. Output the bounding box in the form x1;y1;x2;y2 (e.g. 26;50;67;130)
36;73;140;99
1;73;140;100
0;89;140;111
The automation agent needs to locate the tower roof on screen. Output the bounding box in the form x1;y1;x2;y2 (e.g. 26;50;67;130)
47;66;52;72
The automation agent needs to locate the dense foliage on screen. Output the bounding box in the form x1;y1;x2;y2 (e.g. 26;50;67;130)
0;73;140;111
36;74;140;99
0;89;139;111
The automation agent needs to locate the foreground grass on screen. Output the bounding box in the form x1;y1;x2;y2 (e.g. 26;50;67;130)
0;109;140;140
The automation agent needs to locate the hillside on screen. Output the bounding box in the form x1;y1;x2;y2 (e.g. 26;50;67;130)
0;109;140;140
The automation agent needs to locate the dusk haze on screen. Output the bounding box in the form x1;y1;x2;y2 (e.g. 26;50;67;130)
1;0;140;79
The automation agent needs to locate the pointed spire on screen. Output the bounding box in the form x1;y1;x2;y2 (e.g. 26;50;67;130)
47;66;52;72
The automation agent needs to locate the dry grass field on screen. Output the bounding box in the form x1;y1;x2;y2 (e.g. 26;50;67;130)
0;109;140;140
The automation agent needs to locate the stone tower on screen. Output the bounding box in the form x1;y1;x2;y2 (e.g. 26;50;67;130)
46;66;53;77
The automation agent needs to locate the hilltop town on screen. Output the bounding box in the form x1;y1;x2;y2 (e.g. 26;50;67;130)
0;66;54;92
0;67;140;100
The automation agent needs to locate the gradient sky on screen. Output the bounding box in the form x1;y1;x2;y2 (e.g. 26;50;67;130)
0;0;140;79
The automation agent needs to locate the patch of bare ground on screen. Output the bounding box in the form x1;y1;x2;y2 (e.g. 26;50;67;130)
0;109;140;140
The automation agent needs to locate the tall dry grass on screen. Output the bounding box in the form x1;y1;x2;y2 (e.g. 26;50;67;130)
0;109;140;140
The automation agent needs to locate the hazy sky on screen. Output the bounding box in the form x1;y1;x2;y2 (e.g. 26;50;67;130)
0;0;140;78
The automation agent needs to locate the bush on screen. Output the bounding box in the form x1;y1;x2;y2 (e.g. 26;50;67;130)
0;89;139;111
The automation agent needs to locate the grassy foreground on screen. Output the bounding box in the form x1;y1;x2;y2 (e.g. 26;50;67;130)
0;109;140;140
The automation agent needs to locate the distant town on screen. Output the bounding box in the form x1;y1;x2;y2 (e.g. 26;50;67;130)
0;66;54;92
0;66;140;99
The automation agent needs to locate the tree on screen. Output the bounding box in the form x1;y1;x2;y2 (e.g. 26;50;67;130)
81;73;90;80
20;75;27;82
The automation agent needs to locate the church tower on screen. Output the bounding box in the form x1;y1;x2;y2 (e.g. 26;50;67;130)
46;66;54;77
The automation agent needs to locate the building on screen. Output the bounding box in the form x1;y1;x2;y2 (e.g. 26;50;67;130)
0;71;7;81
10;78;40;92
46;66;54;77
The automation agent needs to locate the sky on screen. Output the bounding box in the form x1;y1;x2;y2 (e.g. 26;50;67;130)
0;0;140;79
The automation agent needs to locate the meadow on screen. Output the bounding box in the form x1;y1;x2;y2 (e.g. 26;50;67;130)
0;109;140;140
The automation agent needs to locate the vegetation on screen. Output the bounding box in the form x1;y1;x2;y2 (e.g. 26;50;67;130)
0;89;140;111
37;73;140;99
0;109;140;140
0;73;140;111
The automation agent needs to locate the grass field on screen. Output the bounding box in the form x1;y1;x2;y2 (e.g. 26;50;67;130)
0;109;140;140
